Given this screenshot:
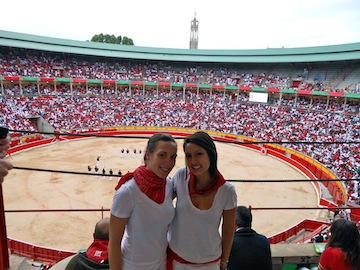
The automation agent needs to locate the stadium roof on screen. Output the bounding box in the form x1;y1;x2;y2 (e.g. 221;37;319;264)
0;29;360;63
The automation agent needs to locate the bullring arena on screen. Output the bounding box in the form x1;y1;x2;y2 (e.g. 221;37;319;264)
3;132;320;250
1;29;360;270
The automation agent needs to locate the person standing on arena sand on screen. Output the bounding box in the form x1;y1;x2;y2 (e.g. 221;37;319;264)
109;133;178;270
96;156;101;167
0;136;13;184
227;206;272;270
318;219;360;270
167;131;237;270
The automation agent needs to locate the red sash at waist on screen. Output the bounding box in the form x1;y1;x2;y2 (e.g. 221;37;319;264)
167;247;220;270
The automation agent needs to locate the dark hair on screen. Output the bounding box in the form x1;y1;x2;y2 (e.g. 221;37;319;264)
236;206;252;228
327;219;360;270
94;217;110;240
144;133;177;165
183;131;218;179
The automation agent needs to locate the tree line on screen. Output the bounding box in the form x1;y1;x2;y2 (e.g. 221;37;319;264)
90;33;134;45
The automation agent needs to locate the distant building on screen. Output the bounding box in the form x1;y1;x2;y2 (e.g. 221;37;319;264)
189;12;199;49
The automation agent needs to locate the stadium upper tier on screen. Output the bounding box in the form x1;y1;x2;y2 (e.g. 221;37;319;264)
1;29;360;63
0;45;360;94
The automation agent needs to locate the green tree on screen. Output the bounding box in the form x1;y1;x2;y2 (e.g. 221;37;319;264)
90;33;134;45
122;36;134;45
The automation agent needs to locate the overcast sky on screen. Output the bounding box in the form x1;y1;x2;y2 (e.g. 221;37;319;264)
1;0;360;50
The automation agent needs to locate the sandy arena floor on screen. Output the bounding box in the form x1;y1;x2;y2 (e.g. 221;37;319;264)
3;137;321;252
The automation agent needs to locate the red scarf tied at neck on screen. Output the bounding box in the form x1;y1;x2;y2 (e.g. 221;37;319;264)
114;165;166;204
189;170;226;195
86;239;109;263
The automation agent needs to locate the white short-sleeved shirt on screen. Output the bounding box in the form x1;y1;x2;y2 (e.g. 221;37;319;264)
111;177;175;270
168;167;237;263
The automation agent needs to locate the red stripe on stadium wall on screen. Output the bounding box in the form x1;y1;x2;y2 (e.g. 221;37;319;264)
3;76;20;81
296;90;312;95
239;85;252;91
185;83;197;88
131;81;143;85
329;92;345;97
72;78;87;83
39;77;55;82
158;82;170;87
103;79;116;84
267;87;280;92
211;85;224;89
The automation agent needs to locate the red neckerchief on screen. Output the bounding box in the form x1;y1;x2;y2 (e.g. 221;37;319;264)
189;170;226;195
86;239;109;263
114;165;166;204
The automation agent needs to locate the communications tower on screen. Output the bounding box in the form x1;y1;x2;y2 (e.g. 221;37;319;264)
189;11;199;49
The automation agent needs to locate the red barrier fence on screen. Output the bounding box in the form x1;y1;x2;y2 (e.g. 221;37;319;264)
7;238;75;262
268;219;329;244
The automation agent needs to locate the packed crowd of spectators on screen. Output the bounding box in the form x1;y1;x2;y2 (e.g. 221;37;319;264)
1;88;359;204
1;47;360;92
0;48;359;204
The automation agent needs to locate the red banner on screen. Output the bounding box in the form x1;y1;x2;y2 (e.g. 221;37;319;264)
297;90;311;95
239;85;252;91
329;92;345;97
212;85;224;89
39;77;55;82
3;76;20;81
72;78;86;83
158;82;170;87
103;79;116;84
267;87;280;92
131;81;143;86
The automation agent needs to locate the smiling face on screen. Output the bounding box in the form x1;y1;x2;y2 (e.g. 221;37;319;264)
145;140;177;179
184;142;211;180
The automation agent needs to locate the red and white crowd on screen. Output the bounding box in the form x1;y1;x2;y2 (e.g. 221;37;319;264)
1;48;360;92
0;48;359;204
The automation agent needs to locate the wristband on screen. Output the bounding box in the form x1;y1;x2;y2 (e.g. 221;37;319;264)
220;260;228;266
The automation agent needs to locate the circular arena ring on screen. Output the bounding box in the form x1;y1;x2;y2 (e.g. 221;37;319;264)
2;128;346;266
